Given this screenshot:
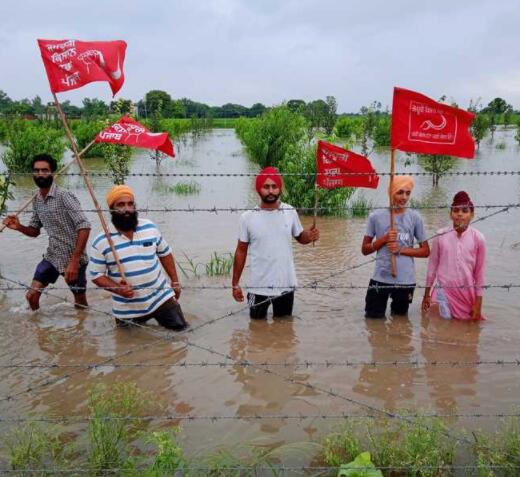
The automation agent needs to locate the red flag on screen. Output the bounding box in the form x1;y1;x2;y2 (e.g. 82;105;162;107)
391;87;475;159
316;141;379;189
37;39;126;96
95;116;175;157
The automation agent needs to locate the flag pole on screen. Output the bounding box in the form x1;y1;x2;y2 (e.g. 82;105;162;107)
312;183;319;247
389;148;397;277
0;139;96;233
52;93;127;281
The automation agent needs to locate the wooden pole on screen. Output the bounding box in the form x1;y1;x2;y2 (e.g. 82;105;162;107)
312;183;319;247
0;139;96;233
52;93;127;281
389;148;397;278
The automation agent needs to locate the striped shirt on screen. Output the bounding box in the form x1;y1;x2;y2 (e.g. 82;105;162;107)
89;218;174;318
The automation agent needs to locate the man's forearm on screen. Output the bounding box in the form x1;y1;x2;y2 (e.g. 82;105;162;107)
71;228;90;261
159;254;180;283
16;224;40;237
232;251;246;286
93;276;121;294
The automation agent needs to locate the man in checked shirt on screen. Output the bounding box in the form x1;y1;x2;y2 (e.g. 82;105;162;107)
3;154;91;310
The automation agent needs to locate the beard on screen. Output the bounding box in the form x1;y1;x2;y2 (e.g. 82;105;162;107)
260;193;280;204
33;175;53;189
111;210;138;232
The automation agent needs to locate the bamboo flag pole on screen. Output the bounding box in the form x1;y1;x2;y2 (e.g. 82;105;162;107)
52;93;127;281
389;148;397;278
0;139;96;233
312;183;319;247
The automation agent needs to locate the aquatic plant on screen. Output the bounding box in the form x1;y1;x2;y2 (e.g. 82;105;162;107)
1;119;65;172
205;252;234;277
348;193;373;218
168;181;201;195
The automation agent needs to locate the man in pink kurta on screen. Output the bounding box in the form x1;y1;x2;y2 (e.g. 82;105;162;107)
424;192;486;320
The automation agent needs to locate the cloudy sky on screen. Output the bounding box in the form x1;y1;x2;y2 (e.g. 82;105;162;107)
1;0;519;112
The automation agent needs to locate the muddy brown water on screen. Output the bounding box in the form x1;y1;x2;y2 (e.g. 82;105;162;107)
0;129;519;460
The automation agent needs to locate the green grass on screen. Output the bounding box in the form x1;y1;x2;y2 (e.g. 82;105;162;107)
211;118;239;128
6;386;520;476
205;252;233;277
348;194;373;218
167;181;201;195
177;251;234;279
496;141;507;150
322;414;456;477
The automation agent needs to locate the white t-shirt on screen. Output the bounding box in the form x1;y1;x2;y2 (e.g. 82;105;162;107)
238;202;304;296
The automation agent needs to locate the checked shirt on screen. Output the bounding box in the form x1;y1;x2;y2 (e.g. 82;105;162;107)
28;183;91;273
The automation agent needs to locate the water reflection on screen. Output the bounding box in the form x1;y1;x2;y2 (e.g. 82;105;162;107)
228;319;316;433
352;317;419;410
420;314;481;413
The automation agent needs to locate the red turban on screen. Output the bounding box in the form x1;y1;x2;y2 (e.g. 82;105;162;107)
255;166;283;194
451;191;474;212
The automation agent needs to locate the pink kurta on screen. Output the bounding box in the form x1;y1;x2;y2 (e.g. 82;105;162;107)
426;225;486;320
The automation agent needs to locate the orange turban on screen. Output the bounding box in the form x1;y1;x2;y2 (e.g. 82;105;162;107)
106;185;135;207
388;175;414;198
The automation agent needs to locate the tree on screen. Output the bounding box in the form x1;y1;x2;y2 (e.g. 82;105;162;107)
31;96;45;117
248;103;267;117
503;106;514;127
145;90;172;116
304;99;328;130
287;99;306;113
485;97;512;116
323;96;338;135
0;90;12;114
471;113;490;149
82;98;109;119
110;98;133;116
418;154;456;186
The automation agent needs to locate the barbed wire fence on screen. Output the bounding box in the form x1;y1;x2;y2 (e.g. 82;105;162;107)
0;168;519;473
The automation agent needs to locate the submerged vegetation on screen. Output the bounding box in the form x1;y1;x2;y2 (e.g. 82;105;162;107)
1;120;66;172
236;104;355;215
4;384;520;476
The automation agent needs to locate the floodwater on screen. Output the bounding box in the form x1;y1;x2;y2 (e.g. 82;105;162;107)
0;129;519;462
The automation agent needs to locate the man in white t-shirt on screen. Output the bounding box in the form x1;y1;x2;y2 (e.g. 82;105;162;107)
232;167;320;319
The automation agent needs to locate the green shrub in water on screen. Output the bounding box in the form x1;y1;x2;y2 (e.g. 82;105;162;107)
1;119;65;172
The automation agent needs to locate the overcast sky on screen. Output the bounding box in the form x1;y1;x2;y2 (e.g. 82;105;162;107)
1;0;519;112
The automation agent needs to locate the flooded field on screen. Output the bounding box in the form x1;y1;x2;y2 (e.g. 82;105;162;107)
0;128;519;460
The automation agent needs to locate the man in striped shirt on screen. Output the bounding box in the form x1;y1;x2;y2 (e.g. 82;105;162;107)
89;185;188;330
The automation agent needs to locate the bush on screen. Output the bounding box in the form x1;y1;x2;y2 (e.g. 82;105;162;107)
335;116;358;141
418;154;457;187
70;119;106;157
1;120;65;172
372;116;391;147
280;143;354;215
235;106;308;168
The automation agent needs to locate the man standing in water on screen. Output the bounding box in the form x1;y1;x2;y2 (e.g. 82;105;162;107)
89;185;188;330
2;154;91;310
232;167;320;319
361;175;429;318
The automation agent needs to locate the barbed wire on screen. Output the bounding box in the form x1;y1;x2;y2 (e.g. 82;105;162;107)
2;358;519;371
0;202;517;461
3;203;520;215
2;169;520;177
0;283;517;292
1;410;519;424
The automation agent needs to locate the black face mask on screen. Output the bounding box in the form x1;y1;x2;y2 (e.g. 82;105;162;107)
111;211;138;232
33;175;53;189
